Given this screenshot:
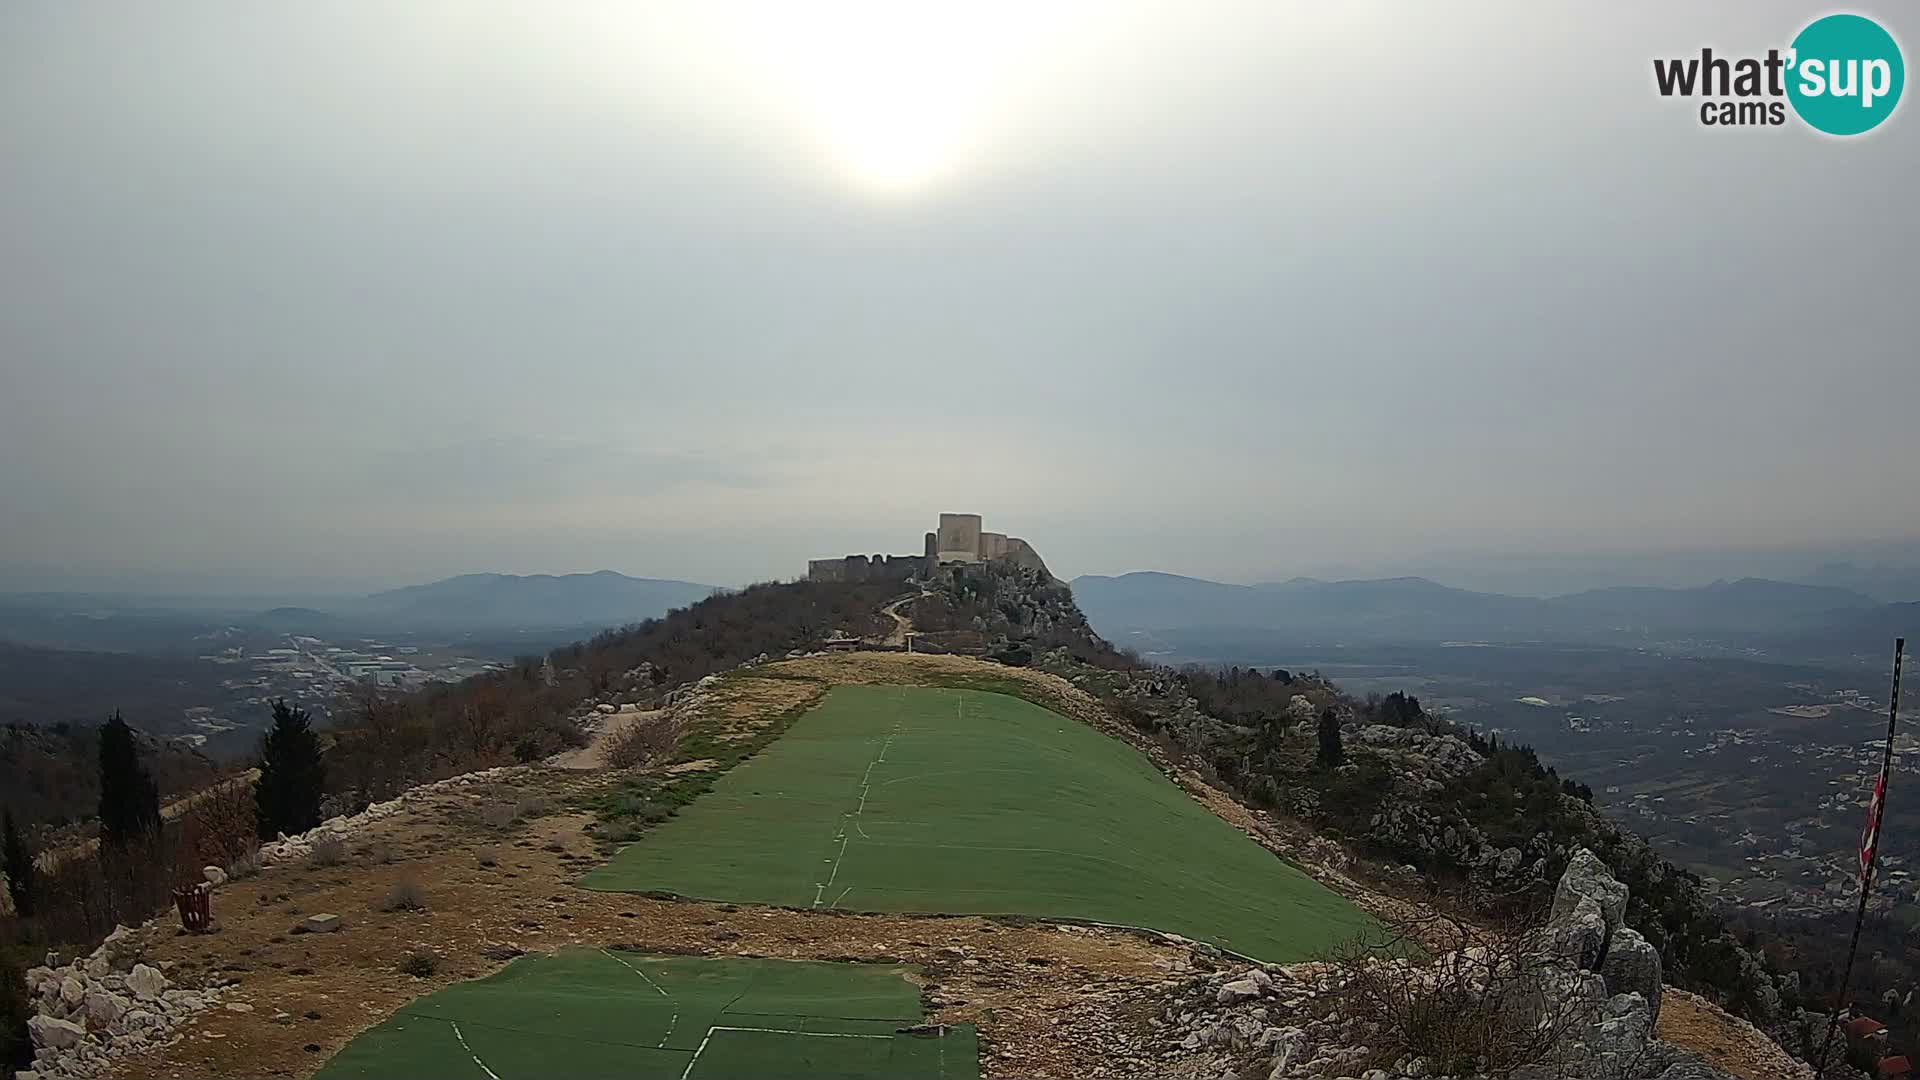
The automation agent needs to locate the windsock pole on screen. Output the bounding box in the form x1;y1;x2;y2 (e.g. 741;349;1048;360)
1816;637;1904;1076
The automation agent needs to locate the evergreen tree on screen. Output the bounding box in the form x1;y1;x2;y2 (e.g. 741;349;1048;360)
1316;707;1344;768
255;699;326;840
97;711;160;846
2;808;34;918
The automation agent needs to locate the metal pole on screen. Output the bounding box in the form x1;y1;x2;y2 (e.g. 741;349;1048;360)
1816;637;1905;1076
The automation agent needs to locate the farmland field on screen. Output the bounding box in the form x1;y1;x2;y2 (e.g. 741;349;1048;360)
314;950;973;1080
582;684;1369;961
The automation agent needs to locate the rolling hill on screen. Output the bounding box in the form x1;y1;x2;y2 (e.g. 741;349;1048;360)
351;571;719;631
1071;570;1890;650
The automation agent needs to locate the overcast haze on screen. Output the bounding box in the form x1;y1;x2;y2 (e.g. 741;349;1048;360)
3;2;1916;592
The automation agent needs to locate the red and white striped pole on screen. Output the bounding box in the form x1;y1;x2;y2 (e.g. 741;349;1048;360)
1817;637;1905;1076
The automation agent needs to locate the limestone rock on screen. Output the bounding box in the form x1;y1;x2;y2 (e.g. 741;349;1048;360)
303;913;343;933
28;1016;87;1051
1552;848;1627;953
1216;978;1264;1005
97;924;142;971
1551;894;1609;971
1601;927;1663;1022
126;963;168;1000
84;990;128;1026
58;977;85;1007
203;865;228;887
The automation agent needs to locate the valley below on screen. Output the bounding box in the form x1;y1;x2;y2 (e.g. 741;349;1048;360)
1130;632;1915;923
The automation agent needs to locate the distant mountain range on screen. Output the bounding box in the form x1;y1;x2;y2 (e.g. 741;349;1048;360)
1069;571;1903;658
340;571;719;631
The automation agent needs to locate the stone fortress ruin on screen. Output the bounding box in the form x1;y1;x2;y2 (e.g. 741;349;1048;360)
807;513;1051;583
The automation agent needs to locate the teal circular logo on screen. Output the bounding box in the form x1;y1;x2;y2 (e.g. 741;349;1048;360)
1787;14;1904;135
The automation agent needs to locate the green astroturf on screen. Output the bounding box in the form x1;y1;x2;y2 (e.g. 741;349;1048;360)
581;684;1372;961
313;950;976;1080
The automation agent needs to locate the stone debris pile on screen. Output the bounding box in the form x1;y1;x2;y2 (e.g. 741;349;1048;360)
18;925;222;1080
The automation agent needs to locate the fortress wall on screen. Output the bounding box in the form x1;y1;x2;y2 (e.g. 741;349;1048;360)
936;513;983;561
808;553;925;583
1002;538;1052;579
810;514;1042;581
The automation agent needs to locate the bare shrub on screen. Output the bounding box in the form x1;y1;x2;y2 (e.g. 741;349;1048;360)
604;714;684;770
33;832;177;946
478;803;516;830
362;840;396;865
224;847;262;881
513;796;551;820
476;848;497;868
397;949;438;977
305;836;346;868
175;777;257;870
376;878;427;913
1319;906;1595;1079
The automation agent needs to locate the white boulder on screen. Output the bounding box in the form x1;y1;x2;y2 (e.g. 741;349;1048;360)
126;963;168;1000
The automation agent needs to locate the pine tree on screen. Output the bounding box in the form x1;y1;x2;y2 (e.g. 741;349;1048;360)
255;699;326;840
2;808;34;918
1316;707;1344;768
97;711;161;846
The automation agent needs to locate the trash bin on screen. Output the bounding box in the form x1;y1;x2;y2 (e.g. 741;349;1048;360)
173;882;211;932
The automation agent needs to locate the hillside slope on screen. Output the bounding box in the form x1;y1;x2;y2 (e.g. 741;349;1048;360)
11;570;1826;1080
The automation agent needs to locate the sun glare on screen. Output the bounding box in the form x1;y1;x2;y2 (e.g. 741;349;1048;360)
738;2;1079;195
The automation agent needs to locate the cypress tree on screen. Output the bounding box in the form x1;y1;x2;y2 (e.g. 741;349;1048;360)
255;700;326;840
2;808;33;918
1316;707;1345;768
97;711;161;846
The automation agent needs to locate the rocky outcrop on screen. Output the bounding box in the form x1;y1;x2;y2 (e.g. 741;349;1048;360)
19;925;222;1079
1142;849;1741;1080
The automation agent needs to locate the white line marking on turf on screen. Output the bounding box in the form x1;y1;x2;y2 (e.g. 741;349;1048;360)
812;720;901;907
602;949;679;1048
678;1025;897;1080
449;1020;503;1080
818;832;852;901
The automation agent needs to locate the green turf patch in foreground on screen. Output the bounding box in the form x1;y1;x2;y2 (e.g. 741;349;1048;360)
314;950;976;1080
582;684;1372;961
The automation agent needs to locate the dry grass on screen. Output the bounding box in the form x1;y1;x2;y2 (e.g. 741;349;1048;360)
225;847;262;881
306;836;347;868
374;878;427;913
397;949;438;977
109;809;1181;1080
603;713;685;769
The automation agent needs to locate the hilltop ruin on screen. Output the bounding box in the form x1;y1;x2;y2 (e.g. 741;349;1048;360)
807;512;1050;583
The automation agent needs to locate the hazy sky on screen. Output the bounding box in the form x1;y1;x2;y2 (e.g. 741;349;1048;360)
4;2;1916;591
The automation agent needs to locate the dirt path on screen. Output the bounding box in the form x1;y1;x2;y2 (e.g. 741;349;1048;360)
1658;987;1814;1080
877;591;927;647
546;706;663;770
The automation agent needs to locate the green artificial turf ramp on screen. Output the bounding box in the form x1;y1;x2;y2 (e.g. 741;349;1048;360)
582;684;1371;961
314;950;974;1080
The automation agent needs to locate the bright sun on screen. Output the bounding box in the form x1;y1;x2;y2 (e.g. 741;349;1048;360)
737;2;1080;195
